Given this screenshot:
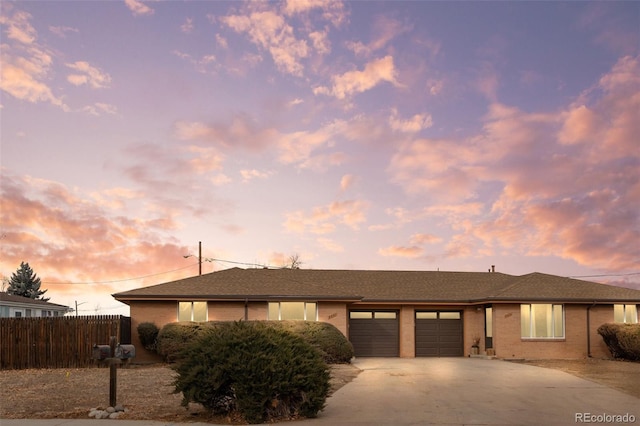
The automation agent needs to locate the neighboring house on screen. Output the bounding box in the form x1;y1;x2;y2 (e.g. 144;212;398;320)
113;268;640;362
0;292;72;318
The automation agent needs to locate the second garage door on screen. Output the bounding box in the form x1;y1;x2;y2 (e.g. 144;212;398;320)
349;310;399;357
415;311;463;357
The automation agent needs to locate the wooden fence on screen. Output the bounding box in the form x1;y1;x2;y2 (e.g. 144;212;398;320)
0;315;131;369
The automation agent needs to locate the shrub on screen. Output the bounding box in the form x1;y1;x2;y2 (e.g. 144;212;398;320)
598;323;640;361
137;322;160;352
157;322;215;362
598;323;625;358
172;321;330;424
617;324;640;361
267;321;354;363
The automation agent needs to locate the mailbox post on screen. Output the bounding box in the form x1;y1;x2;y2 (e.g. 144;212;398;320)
92;337;135;408
109;336;117;407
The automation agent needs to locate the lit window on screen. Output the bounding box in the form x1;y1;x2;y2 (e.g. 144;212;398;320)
485;307;493;338
614;305;638;323
374;312;397;319
521;304;564;339
416;312;437;319
268;302;317;320
350;311;373;319
177;301;207;322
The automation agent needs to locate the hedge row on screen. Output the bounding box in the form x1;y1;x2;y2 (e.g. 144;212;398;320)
155;320;354;364
597;323;640;361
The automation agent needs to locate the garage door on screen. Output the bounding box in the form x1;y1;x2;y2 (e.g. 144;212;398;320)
415;311;463;357
349;310;399;357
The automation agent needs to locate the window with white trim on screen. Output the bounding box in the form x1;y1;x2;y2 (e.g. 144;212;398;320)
178;301;207;322
614;305;638;323
268;302;317;320
520;304;564;339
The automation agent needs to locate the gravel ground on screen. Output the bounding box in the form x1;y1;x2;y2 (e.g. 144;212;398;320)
0;363;360;423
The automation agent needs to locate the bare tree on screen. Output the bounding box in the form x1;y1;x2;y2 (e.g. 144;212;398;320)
287;254;302;269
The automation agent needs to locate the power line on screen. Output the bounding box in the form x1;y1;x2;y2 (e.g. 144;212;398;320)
38;255;291;286
42;263;198;285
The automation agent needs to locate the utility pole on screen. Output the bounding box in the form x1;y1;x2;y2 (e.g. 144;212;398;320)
75;300;86;317
184;241;205;276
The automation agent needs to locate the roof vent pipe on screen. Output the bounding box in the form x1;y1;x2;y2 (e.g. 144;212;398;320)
491;265;495;273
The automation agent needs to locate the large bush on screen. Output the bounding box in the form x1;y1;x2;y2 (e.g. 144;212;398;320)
137;322;159;352
172;321;330;424
156;322;214;362
157;320;353;364
267;321;354;363
597;323;640;361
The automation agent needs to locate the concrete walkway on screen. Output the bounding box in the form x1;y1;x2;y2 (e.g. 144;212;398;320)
2;358;639;425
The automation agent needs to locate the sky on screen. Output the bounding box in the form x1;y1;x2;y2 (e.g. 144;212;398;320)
1;0;639;316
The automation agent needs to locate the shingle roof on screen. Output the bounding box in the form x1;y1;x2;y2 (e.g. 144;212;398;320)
0;292;71;310
113;268;640;304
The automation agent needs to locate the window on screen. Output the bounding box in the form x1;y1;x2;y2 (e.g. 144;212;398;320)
268;302;317;320
25;309;31;318
614;305;638;323
521;304;564;339
415;311;460;319
485;307;493;338
178;301;207;322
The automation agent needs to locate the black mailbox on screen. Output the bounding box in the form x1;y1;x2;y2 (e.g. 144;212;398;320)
115;344;135;359
92;344;111;360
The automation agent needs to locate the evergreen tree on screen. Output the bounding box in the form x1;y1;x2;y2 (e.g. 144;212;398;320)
7;262;49;302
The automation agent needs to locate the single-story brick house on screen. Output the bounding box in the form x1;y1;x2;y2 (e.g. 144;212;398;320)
113;267;640;362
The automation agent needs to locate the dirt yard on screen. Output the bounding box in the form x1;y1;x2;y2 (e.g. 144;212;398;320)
512;358;640;399
1;359;638;422
0;363;360;423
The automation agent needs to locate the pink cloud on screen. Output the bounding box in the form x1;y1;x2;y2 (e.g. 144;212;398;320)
0;173;193;298
340;174;356;191
387;55;639;274
317;237;344;253
346;15;412;57
284;199;369;234
221;10;309;76
410;233;442;245
389;108;433;133
378;245;423;258
124;0;154;17
314;56;402;99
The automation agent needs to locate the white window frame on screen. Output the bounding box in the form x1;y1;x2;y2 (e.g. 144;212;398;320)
614;304;638;324
520;304;565;339
177;301;208;322
268;302;317;321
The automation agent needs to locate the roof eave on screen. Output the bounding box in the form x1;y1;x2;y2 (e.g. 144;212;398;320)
114;295;362;302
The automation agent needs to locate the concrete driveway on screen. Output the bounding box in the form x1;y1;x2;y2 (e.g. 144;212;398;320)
305;357;640;425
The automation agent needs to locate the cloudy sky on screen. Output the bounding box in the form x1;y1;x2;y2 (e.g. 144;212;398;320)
1;1;638;315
